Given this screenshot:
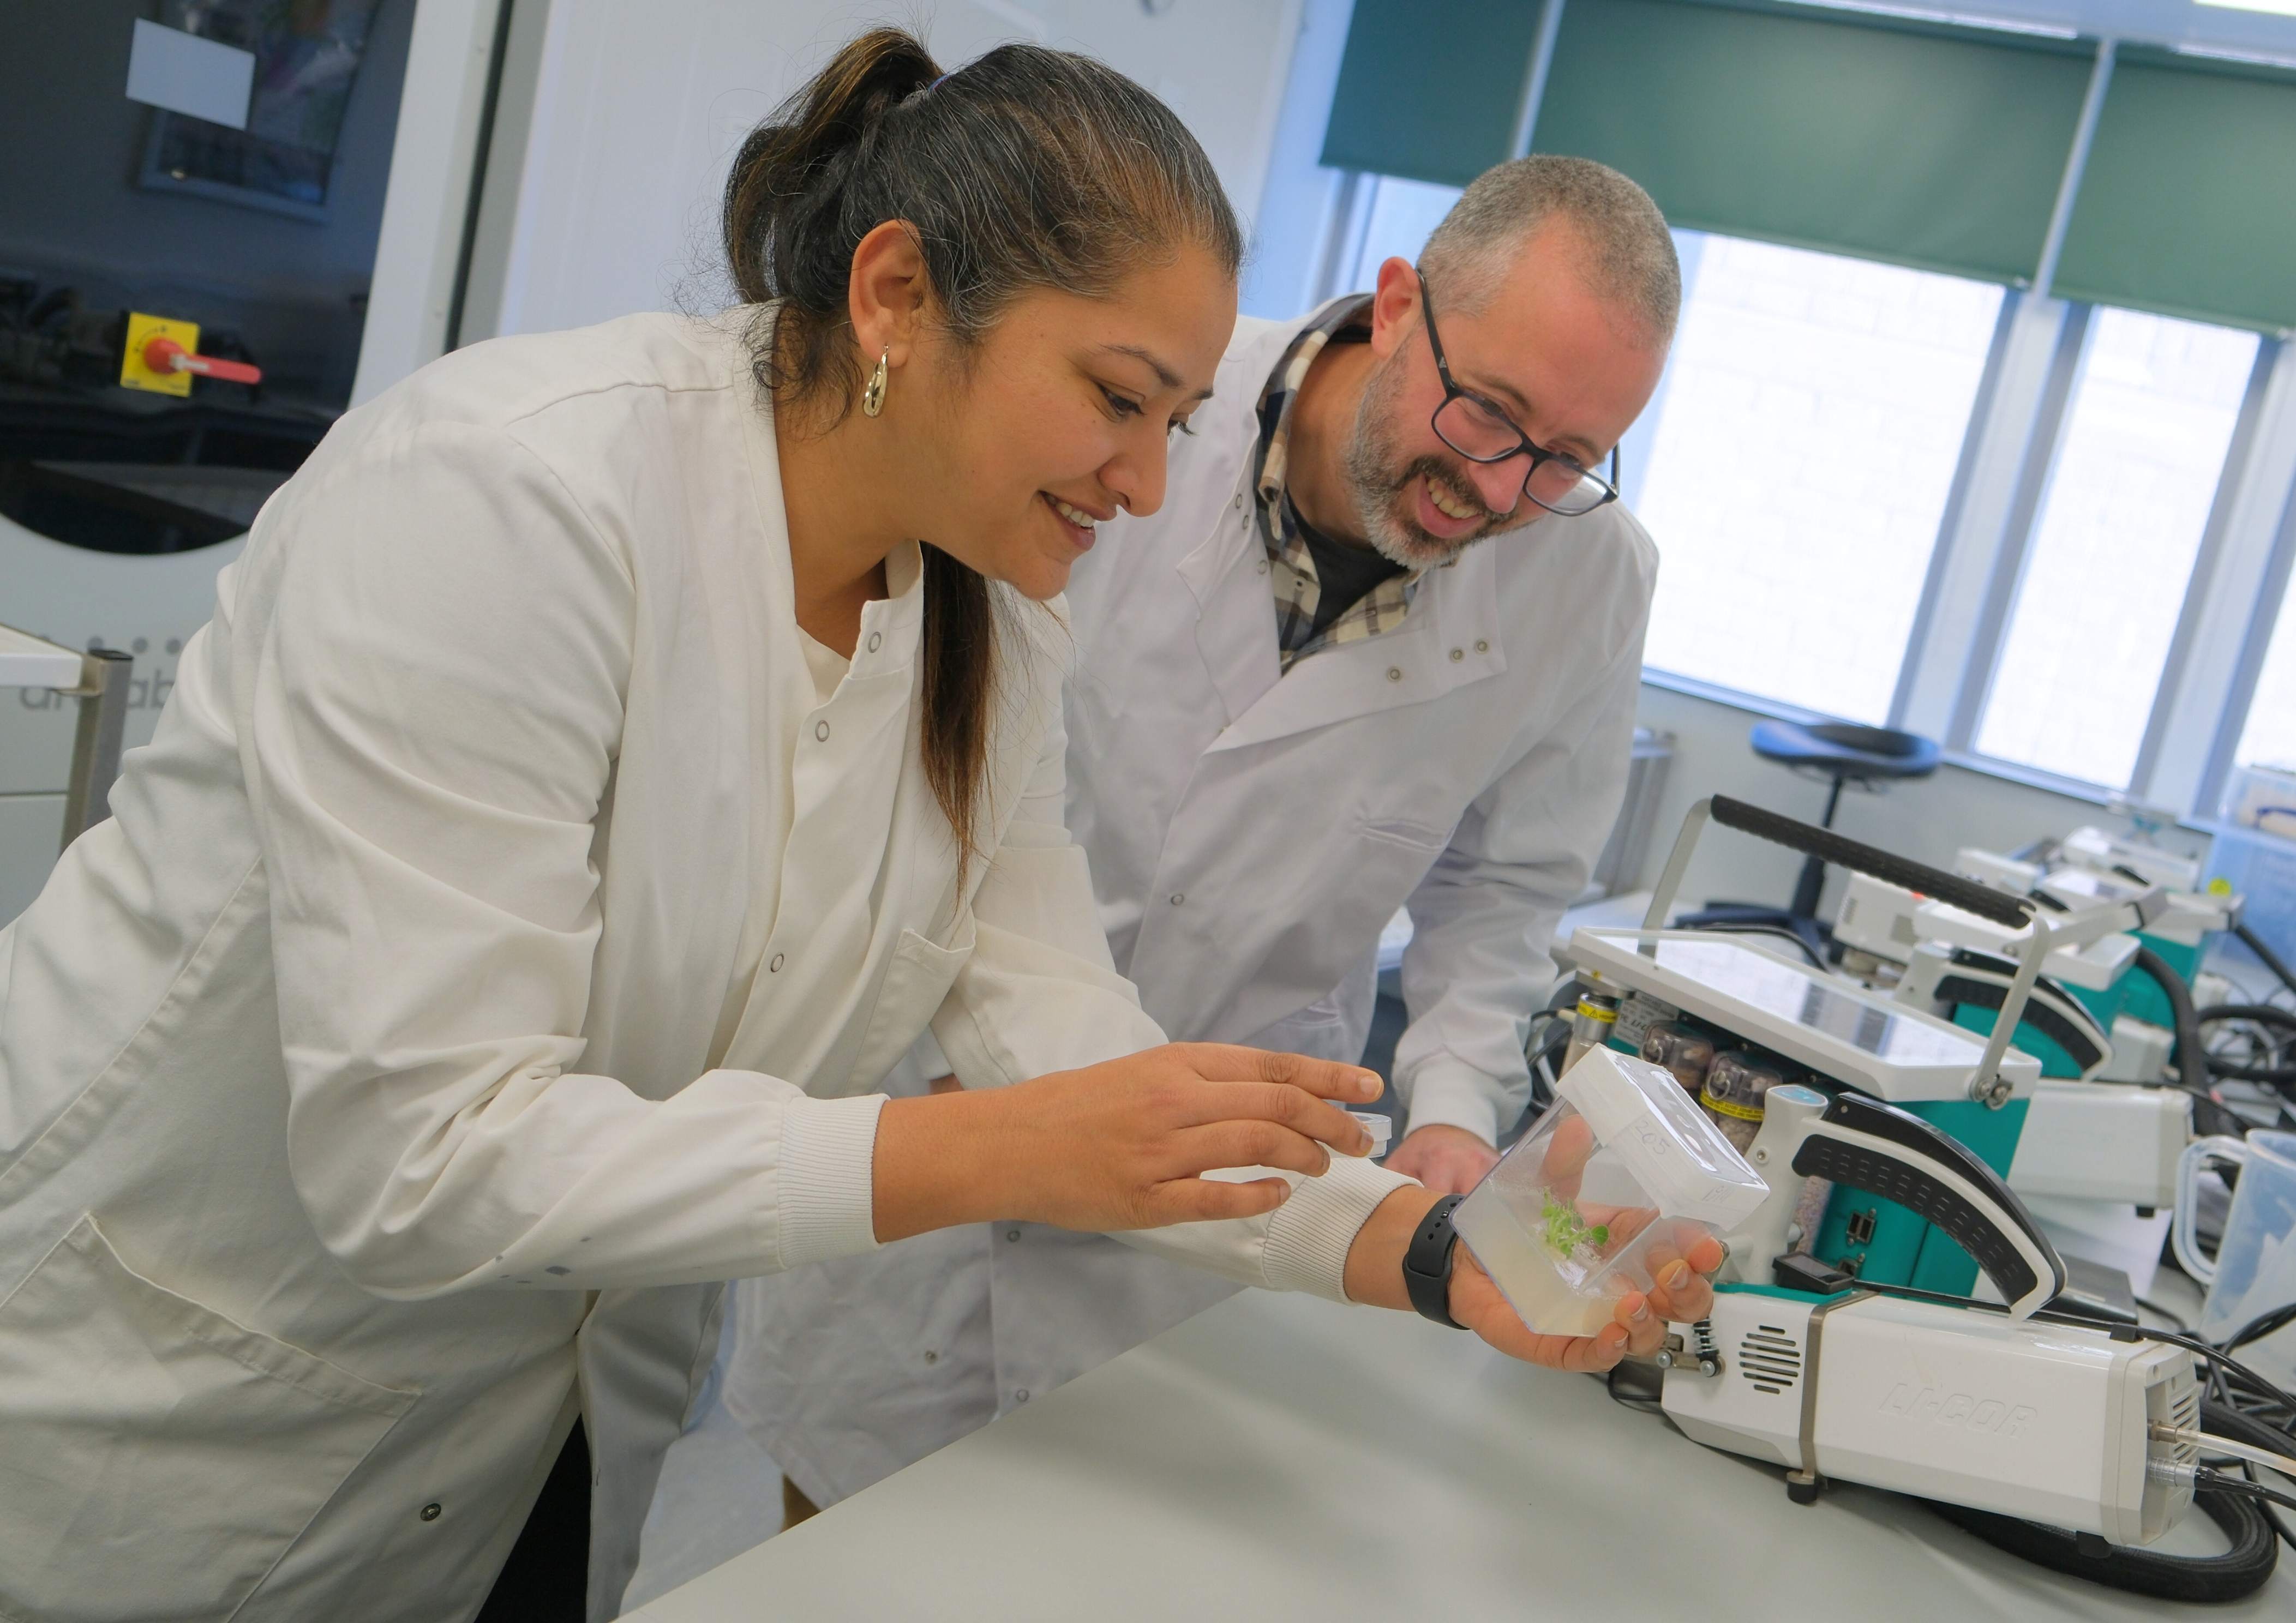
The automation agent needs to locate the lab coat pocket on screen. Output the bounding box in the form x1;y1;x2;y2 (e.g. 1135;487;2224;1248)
843;918;978;1095
1361;818;1452;854
0;1216;415;1623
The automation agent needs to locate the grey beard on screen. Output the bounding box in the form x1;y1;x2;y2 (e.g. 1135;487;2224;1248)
1339;349;1502;570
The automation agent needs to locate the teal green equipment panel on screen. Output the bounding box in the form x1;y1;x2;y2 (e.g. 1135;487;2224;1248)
1809;1099;2028;1297
1601;1024;2028;1300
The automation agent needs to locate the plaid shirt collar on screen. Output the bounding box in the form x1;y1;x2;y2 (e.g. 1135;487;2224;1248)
1251;297;1426;671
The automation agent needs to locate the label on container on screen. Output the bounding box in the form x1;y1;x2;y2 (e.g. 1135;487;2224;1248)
1612;991;1680;1051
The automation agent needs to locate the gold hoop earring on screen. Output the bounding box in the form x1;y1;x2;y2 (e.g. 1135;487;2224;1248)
861;346;890;418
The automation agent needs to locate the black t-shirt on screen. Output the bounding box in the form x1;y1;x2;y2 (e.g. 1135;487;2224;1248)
1287;496;1405;642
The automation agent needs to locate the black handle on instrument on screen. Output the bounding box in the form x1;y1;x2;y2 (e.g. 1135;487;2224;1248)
1708;795;2032;929
1792;1091;2067;1317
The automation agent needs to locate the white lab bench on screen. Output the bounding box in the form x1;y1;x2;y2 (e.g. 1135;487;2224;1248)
0;623;83;689
0;623;131;885
623;1285;2295;1621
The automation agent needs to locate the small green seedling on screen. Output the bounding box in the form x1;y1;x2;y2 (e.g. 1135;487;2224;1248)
1540;1193;1610;1258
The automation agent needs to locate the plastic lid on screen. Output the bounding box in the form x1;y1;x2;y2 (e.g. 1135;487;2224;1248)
1346;1110;1393;1155
1556;1048;1769;1225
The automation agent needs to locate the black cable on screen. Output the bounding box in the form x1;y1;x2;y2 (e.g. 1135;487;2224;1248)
2197;1003;2296;1086
2201;1400;2296;1554
1527;1015;1572;1066
1922;1397;2295;1596
2130;946;2261;1138
2198;1471;2296;1517
2224;1301;2296;1357
2235;922;2296;1001
2199;1003;2296;1034
1925;1490;2279;1601
1602;1358;1665;1414
2135;943;2207;1088
2136;1295;2190;1334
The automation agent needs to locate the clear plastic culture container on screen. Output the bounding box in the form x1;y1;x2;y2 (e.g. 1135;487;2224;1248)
1454;1046;1770;1337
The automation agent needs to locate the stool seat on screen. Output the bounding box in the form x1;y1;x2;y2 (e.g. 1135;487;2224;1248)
1677;719;1941;964
1751;720;1940;783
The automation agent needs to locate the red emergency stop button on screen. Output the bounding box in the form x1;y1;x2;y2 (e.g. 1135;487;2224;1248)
142;334;262;386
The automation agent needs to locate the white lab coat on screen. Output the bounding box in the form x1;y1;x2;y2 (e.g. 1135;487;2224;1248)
0;310;1405;1623
724;302;1655;1506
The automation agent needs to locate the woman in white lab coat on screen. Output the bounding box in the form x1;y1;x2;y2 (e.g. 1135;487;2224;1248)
0;35;1404;1623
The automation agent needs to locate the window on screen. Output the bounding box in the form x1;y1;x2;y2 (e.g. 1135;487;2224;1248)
1974;309;2259;787
1635;235;2004;723
2233;586;2296;773
1340;175;1461;292
1312;171;2289;815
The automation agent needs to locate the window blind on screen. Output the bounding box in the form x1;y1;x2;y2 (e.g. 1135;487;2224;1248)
2051;48;2296;334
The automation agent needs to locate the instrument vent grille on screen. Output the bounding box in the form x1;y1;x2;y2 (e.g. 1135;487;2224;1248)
2167;1383;2201;1468
1739;1325;1802;1396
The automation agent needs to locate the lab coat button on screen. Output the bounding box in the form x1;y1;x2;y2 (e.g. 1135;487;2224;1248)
1015;1388;1029;1403
814;720;830;742
867;632;883;653
1475;639;1489;653
419;1502;442;1523
1386;668;1402;682
1169;893;1184;906
1255;559;1268;575
1006;1229;1022;1242
924;1349;939;1364
769;954;784;973
1449;647;1464;662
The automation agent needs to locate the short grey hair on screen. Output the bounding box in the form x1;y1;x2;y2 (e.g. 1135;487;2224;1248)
1418;156;1680;345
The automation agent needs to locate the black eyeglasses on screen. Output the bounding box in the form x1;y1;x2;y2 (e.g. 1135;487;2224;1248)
1417;270;1621;519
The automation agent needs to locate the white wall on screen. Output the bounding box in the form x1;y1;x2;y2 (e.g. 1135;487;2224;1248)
461;0;1304;344
1629;680;2207;918
1237;0;1353;318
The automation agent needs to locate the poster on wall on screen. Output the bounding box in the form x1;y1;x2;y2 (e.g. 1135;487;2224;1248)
137;0;383;221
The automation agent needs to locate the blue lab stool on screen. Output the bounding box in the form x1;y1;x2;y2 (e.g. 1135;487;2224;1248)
1677;720;1941;963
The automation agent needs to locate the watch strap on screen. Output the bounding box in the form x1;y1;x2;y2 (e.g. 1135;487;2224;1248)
1402;1193;1466;1329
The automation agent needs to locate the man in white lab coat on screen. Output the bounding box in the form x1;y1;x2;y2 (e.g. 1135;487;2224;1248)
723;156;1678;1513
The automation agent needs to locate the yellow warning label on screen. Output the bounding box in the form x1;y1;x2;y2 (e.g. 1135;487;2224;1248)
120;312;200;397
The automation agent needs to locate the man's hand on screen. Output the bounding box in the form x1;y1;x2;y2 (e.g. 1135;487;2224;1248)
1342;1187;1724;1372
1448;1235;1722;1369
1383;1123;1498;1194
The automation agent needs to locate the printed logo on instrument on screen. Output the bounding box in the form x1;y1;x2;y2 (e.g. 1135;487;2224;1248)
1878;1383;2037;1437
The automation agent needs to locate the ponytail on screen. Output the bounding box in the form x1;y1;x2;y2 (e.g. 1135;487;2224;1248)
721;27;1240;881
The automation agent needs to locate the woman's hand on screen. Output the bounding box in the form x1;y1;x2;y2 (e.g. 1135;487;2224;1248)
1342;1187;1724;1371
873;1044;1383;1242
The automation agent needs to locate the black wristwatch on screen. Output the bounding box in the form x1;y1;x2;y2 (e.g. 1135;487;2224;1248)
1402;1193;1467;1329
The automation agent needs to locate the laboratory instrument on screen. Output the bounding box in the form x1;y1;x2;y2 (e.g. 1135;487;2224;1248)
1830;864;2196;1211
1555;798;2294;1589
1663;1284;2197;1544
